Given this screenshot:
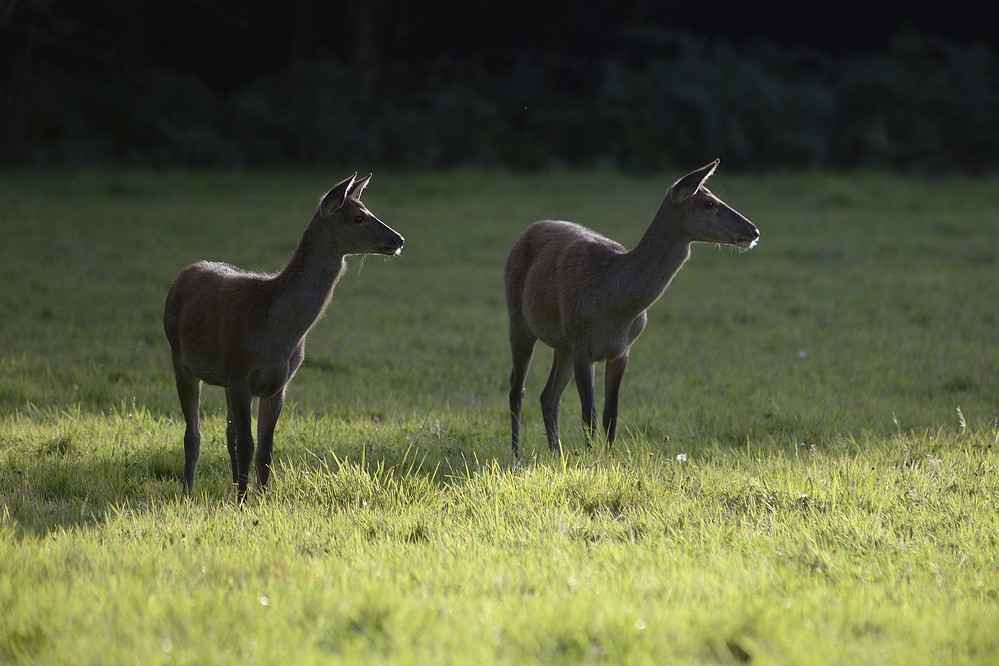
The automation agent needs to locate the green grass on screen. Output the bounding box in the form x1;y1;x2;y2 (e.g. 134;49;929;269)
1;168;998;664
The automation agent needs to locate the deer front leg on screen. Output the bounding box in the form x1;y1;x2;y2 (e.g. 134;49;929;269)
227;380;255;501
602;353;629;447
540;347;574;452
571;348;597;449
255;386;287;489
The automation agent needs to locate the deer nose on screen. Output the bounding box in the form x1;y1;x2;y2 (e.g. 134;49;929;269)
735;226;759;249
383;235;404;255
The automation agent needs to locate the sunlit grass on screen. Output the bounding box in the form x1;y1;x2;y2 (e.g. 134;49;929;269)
1;168;998;663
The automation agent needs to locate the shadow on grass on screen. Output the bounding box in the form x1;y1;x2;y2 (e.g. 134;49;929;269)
1;436;189;537
9;399;973;539
0;409;514;537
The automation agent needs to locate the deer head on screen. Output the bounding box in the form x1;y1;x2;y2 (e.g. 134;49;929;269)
319;173;405;256
666;160;759;249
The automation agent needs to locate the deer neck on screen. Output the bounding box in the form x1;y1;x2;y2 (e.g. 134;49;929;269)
613;207;691;315
270;217;346;341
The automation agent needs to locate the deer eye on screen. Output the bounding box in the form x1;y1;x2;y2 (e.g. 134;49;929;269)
703;200;716;210
353;215;364;224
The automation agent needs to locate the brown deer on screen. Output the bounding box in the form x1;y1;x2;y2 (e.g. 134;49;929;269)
504;160;759;455
163;173;404;499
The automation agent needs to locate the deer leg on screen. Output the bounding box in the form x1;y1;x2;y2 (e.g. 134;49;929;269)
227;381;255;502
172;357;202;491
540;347;574;452
572;348;597;448
224;388;238;484
603;353;629;447
508;324;537;457
255;386;286;489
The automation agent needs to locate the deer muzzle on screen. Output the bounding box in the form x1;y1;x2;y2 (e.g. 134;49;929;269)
735;225;760;249
382;235;405;256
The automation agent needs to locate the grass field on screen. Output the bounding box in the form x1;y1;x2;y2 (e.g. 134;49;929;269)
1;167;997;664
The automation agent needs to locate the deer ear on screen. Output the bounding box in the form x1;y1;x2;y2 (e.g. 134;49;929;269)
319;172;358;217
669;159;719;203
346;173;372;201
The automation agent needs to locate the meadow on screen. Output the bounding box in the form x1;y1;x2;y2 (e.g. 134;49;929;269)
0;167;997;664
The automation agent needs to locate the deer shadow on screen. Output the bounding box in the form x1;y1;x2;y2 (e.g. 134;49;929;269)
2;416;512;538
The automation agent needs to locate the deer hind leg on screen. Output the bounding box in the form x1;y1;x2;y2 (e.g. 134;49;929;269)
255;386;286;489
223;389;239;484
172;357;202;491
571;348;597;449
540;347;575;453
226;381;256;501
602;353;629;447
508;323;537;457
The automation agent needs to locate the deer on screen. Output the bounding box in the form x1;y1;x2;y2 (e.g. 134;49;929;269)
504;159;759;456
163;173;404;500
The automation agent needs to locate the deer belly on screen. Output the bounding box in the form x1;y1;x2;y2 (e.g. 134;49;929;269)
247;346;303;397
588;338;633;362
182;355;228;387
589;317;647;361
248;365;293;398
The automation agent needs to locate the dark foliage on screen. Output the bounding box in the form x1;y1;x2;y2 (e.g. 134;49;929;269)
2;29;997;172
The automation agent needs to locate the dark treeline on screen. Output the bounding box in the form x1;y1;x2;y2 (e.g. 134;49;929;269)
3;3;997;173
